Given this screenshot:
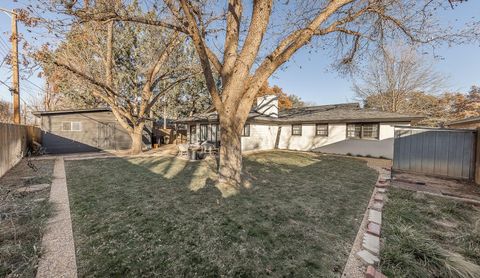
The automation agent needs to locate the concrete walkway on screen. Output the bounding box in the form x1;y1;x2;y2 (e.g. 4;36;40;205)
37;157;77;278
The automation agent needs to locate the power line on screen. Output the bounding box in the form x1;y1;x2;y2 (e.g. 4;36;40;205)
0;37;9;53
21;81;47;99
0;78;12;90
22;77;45;92
0;48;8;59
19;85;39;100
0;47;7;57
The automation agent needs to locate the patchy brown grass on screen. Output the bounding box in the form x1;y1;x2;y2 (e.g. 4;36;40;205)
0;159;54;277
380;188;480;278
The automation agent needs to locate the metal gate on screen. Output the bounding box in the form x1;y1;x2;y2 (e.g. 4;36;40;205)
393;126;477;180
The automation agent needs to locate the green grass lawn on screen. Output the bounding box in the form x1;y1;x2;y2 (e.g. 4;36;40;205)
0;159;54;277
380;188;480;278
65;151;377;277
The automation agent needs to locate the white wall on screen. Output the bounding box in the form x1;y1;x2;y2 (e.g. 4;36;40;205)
186;123;278;151
277;122;409;159
186;122;410;159
241;124;278;151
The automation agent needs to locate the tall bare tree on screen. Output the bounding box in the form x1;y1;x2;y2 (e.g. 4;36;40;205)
35;0;470;196
353;45;446;113
37;2;196;154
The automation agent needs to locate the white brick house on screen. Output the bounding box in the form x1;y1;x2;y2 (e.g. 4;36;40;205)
176;96;422;159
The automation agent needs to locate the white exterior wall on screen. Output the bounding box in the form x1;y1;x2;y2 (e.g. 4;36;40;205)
186;121;410;159
241;124;278;151
186;123;278;151
277;122;409;159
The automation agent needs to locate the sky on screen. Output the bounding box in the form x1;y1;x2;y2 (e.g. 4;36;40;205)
0;0;479;107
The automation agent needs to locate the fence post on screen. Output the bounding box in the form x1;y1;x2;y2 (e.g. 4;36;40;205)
476;128;480;186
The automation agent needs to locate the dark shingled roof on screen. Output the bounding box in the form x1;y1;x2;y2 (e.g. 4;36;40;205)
175;103;423;124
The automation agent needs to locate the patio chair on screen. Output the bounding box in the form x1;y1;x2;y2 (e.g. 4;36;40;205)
177;144;189;157
201;142;215;156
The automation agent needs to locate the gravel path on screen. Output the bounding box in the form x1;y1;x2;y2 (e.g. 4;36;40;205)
36;157;77;278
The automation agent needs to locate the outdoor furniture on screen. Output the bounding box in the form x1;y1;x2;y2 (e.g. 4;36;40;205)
177;144;189;157
201;142;216;156
188;144;202;160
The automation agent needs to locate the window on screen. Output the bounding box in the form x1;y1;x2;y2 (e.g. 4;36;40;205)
347;124;361;138
315;124;328;137
71;122;81;131
208;124;220;142
62;122;71;131
190;125;197;143
200;124;208;141
362;124;379;139
241;124;250;137
292;124;302;135
62;122;81;131
347;123;379;139
210;124;219;142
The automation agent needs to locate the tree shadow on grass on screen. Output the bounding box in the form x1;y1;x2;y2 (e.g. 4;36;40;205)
65;151;377;277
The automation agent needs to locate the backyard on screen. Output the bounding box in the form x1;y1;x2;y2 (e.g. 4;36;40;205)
64;151;377;277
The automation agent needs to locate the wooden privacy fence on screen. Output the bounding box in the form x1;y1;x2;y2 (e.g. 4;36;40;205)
393;126;477;181
0;123;41;178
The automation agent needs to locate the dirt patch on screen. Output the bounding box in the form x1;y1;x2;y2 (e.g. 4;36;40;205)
392;172;480;202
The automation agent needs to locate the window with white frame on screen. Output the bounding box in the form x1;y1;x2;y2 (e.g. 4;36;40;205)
62;121;82;131
291;124;302;135
346;123;379;139
315;124;328;137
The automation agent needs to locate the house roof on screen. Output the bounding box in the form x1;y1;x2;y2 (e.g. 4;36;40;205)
446;116;480;126
175;103;423;124
32;108;111;117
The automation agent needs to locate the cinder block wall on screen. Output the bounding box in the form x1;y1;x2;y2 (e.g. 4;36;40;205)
0;123;41;178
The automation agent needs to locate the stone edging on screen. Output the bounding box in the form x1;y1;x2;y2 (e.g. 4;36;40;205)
341;164;391;278
354;168;390;278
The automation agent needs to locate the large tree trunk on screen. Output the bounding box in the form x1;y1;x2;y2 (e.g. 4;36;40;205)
130;124;145;154
217;119;243;197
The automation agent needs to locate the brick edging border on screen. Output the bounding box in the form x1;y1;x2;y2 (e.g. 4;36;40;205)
354;168;390;278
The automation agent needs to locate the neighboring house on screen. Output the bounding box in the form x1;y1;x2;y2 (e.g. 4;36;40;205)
176;95;423;159
445;116;480;129
33;108;151;154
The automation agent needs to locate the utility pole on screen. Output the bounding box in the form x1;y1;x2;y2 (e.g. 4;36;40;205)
11;12;20;124
0;8;20;124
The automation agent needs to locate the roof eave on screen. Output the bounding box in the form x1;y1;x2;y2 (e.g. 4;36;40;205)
175;116;424;125
33;108;111;117
446;117;480;126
